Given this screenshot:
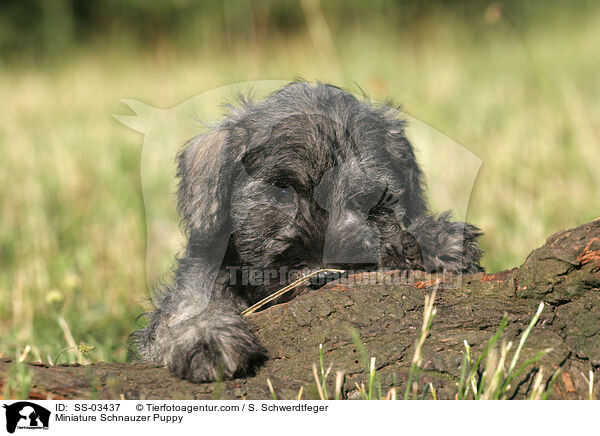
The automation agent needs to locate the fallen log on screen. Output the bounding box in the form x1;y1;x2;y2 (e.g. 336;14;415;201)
1;219;599;400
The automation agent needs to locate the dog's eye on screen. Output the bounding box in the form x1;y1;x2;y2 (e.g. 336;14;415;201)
271;186;295;205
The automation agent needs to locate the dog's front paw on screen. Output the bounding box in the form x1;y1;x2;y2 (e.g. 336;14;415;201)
379;229;425;270
164;312;267;383
406;212;484;274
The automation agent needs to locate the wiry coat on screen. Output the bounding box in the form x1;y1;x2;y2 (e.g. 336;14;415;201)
133;82;483;382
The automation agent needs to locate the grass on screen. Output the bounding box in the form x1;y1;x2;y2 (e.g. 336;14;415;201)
2;363;33;400
1;6;599;365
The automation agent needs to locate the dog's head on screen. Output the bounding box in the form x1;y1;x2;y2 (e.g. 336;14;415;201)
177;82;426;290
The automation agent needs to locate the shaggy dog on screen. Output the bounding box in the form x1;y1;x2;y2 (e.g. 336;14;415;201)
133;82;483;382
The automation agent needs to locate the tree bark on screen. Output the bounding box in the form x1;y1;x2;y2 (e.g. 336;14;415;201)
2;219;599;400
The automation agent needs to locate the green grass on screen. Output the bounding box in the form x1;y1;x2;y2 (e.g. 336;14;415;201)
1;7;599;365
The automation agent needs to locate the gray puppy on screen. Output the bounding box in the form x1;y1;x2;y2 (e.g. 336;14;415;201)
133;82;483;382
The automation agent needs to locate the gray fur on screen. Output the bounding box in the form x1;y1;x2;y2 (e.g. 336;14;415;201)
132;82;483;382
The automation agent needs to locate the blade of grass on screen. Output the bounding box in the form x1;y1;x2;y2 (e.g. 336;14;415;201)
319;343;329;400
312;363;326;400
404;290;437;400
368;357;376;400
528;368;545;400
429;383;437;400
354;382;368;400
500;347;552;397
350;329;382;399
334;371;344;400
467;314;509;397
266;378;277;400
419;383;431;400
456;340;471;399
541;368;561;400
505;303;545;377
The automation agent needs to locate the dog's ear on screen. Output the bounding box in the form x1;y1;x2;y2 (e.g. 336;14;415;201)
177;128;232;247
386;119;427;222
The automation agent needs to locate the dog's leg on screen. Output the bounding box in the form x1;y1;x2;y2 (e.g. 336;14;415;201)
406;212;483;274
133;264;267;383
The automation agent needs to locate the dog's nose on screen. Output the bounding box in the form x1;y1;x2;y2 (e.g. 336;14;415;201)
322;223;381;266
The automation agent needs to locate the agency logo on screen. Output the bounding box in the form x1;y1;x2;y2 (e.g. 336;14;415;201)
2;402;50;434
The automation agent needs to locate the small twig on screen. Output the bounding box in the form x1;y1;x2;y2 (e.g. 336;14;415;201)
241;269;344;316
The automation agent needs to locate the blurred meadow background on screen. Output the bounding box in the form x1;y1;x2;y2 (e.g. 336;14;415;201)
0;0;598;365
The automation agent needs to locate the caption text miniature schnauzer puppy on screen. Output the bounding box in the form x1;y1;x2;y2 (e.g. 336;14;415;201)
133;82;483;383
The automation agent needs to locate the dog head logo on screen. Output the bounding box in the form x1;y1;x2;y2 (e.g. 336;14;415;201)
2;402;50;434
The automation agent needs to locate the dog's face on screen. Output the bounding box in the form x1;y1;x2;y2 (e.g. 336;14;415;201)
178;83;426;297
230;114;400;270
